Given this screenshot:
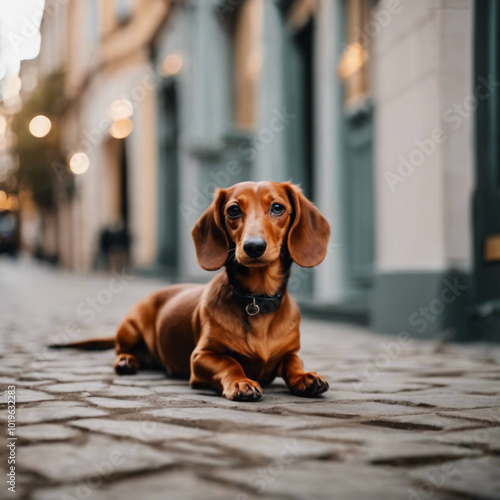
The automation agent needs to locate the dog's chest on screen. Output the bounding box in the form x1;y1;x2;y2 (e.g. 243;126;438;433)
228;329;293;381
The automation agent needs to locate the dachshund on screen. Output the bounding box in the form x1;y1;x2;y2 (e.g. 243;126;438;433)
55;182;331;401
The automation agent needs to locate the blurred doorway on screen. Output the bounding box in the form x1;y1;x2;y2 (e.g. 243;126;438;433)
473;0;500;338
280;0;314;199
280;0;315;297
101;137;130;270
157;81;179;271
338;0;375;299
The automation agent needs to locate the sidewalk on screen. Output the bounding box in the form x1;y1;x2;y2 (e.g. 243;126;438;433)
0;258;499;500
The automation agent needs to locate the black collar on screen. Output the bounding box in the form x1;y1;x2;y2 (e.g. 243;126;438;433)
231;286;284;316
226;252;292;316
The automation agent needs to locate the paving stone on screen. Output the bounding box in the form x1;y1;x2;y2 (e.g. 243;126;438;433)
438;407;500;424
19;434;175;481
20;371;107;382
409;456;500;500
359;412;491;431
0;401;107;424
404;393;500;409
95;384;154;397
156;388;341;412
210;461;414;500
405;377;500;395
434;426;500;453
122;371;167;380
284;401;430;418
112;376;172;387
16;423;81;441
152;383;203;394
0;378;53;386
145;407;334;431
86;396;152;409
166;440;244;467
363;440;480;466
43;381;107;393
70;418;212;441
71;366;116;375
202;432;354;461
32;471;253;500
0;388;55;403
295;425;441;444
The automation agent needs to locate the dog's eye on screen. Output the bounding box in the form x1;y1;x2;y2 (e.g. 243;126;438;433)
270;203;285;216
227;205;242;219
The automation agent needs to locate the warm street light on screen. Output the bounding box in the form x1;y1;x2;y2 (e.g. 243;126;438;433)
29;115;52;138
161;54;183;76
109;99;133;121
110;118;133;139
0;115;7;136
69;152;90;175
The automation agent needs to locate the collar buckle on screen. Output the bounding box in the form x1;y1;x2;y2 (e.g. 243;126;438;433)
245;297;260;316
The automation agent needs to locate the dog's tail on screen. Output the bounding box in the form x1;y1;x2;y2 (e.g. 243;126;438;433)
49;337;115;351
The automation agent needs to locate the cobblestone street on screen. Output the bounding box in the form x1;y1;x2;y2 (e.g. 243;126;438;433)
1;258;500;500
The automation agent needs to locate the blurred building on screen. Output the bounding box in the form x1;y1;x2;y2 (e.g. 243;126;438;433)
14;0;500;339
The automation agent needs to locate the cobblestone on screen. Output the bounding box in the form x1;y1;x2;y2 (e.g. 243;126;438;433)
1;259;500;499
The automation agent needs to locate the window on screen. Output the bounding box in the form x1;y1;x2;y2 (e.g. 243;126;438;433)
337;0;371;106
286;0;317;30
233;0;263;129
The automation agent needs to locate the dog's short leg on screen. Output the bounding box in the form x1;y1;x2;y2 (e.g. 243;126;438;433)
114;353;140;375
114;320;145;376
190;350;262;401
279;352;329;397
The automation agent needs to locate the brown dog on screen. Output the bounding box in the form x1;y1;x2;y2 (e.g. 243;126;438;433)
58;181;330;401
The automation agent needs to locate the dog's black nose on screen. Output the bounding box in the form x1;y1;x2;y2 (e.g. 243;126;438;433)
243;238;267;258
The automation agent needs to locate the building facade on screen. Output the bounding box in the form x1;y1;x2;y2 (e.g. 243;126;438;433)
23;0;499;339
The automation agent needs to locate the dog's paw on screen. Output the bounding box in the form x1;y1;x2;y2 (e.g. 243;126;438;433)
224;379;263;402
288;372;329;397
114;354;139;375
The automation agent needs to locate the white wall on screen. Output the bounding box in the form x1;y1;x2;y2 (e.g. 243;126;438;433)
312;0;346;302
373;0;474;273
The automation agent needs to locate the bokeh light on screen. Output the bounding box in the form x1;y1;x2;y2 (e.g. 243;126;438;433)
161;54;183;76
109;99;134;121
69;152;90;175
110;118;133;139
29;115;52;138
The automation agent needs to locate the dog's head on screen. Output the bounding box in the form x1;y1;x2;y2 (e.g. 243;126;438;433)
191;181;330;271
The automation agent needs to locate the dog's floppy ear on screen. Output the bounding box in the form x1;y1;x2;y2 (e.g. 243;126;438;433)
191;189;229;271
286;184;330;268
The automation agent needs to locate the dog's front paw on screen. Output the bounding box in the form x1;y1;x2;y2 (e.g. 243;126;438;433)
223;379;263;402
114;354;139;375
288;372;329;397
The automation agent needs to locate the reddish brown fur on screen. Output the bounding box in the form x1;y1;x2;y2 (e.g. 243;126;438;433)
93;182;330;401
